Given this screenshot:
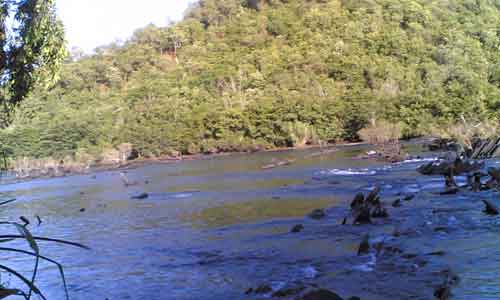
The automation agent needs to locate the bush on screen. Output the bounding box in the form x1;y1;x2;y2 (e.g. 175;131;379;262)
429;117;500;149
358;120;402;145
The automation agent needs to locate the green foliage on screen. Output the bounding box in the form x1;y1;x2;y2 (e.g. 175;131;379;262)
1;0;500;162
0;0;67;115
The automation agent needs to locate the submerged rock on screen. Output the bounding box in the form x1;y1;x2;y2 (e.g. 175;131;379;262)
485;167;500;189
345;187;389;225
434;283;451;300
353;206;372;225
371;205;389;218
417;159;484;176
358;234;370;256
365;186;381;205
245;284;273;295
291;224;304;233
309;209;326;220
299;289;344;300
254;284;272;294
272;286;306;297
350;192;365;210
131;193;149;200
483;200;499;215
403;194;415;201
440;187;460;195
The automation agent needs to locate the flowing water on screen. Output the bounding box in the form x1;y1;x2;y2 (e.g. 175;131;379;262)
0;144;499;299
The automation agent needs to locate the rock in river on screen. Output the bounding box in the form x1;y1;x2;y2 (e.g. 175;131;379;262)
291;224;304;233
357;234;370;256
483;200;499;215
309;208;326;220
299;289;344;300
131;193;149;200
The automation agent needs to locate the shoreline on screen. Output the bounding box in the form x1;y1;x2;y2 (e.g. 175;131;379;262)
6;141;370;183
4;136;440;183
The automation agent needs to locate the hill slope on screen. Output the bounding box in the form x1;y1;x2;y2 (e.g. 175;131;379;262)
1;0;499;161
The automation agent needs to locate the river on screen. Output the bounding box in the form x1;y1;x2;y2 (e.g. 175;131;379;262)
0;143;499;299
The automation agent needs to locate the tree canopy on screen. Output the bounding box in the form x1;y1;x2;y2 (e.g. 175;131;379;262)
0;0;66;119
1;0;499;162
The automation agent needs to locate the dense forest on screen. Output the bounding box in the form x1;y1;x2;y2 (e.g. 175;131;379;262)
1;0;499;165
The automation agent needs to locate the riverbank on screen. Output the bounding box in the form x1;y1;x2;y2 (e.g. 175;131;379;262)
7;141;370;182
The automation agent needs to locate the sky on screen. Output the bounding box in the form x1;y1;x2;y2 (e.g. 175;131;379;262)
57;0;193;53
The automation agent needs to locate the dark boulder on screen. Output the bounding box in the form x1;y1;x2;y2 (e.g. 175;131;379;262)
253;284;272;294
403;194;415;201
417;159;484;176
299;289;344;300
350;192;365;210
291;224;304;233
426;138;460;152
434;285;451;300
483;200;499;215
353;206;372;225
371;205;389;218
272;286;306;297
309;209;326;220
345;187;388;225
357;234;370;256
131;193;149;200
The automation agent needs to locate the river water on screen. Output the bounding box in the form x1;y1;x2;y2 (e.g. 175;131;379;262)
0;144;499;299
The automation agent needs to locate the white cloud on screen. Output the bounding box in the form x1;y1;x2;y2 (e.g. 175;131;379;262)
57;0;193;53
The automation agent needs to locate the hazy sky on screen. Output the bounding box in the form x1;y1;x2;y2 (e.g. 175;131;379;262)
57;0;193;53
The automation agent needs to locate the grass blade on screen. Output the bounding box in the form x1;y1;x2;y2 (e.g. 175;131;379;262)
0;265;46;300
0;247;69;300
0;235;90;249
0;199;16;206
13;224;40;300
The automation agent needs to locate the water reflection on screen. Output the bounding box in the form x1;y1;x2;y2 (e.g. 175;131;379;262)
191;197;338;227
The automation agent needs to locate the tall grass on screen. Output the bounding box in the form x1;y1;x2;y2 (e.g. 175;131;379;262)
429;116;500;149
358;120;403;161
358;120;402;145
11;157;90;179
0;200;88;299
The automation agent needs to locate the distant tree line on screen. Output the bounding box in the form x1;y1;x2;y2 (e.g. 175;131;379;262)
0;0;499;163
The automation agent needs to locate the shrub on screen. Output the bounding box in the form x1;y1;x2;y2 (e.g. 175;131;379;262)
429;117;500;149
358;120;402;145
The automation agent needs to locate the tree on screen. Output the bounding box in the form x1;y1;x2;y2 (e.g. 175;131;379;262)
0;0;66;116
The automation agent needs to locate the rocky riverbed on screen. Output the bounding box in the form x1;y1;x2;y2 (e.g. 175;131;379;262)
0;142;498;299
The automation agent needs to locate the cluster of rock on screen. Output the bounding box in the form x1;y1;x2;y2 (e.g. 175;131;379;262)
245;283;360;300
426;136;500;160
342;187;388;225
418;157;500;194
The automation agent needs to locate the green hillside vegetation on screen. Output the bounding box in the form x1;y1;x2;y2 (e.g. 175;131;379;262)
1;0;499;165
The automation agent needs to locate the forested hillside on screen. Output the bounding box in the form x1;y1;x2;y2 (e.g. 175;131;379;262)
1;0;499;163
